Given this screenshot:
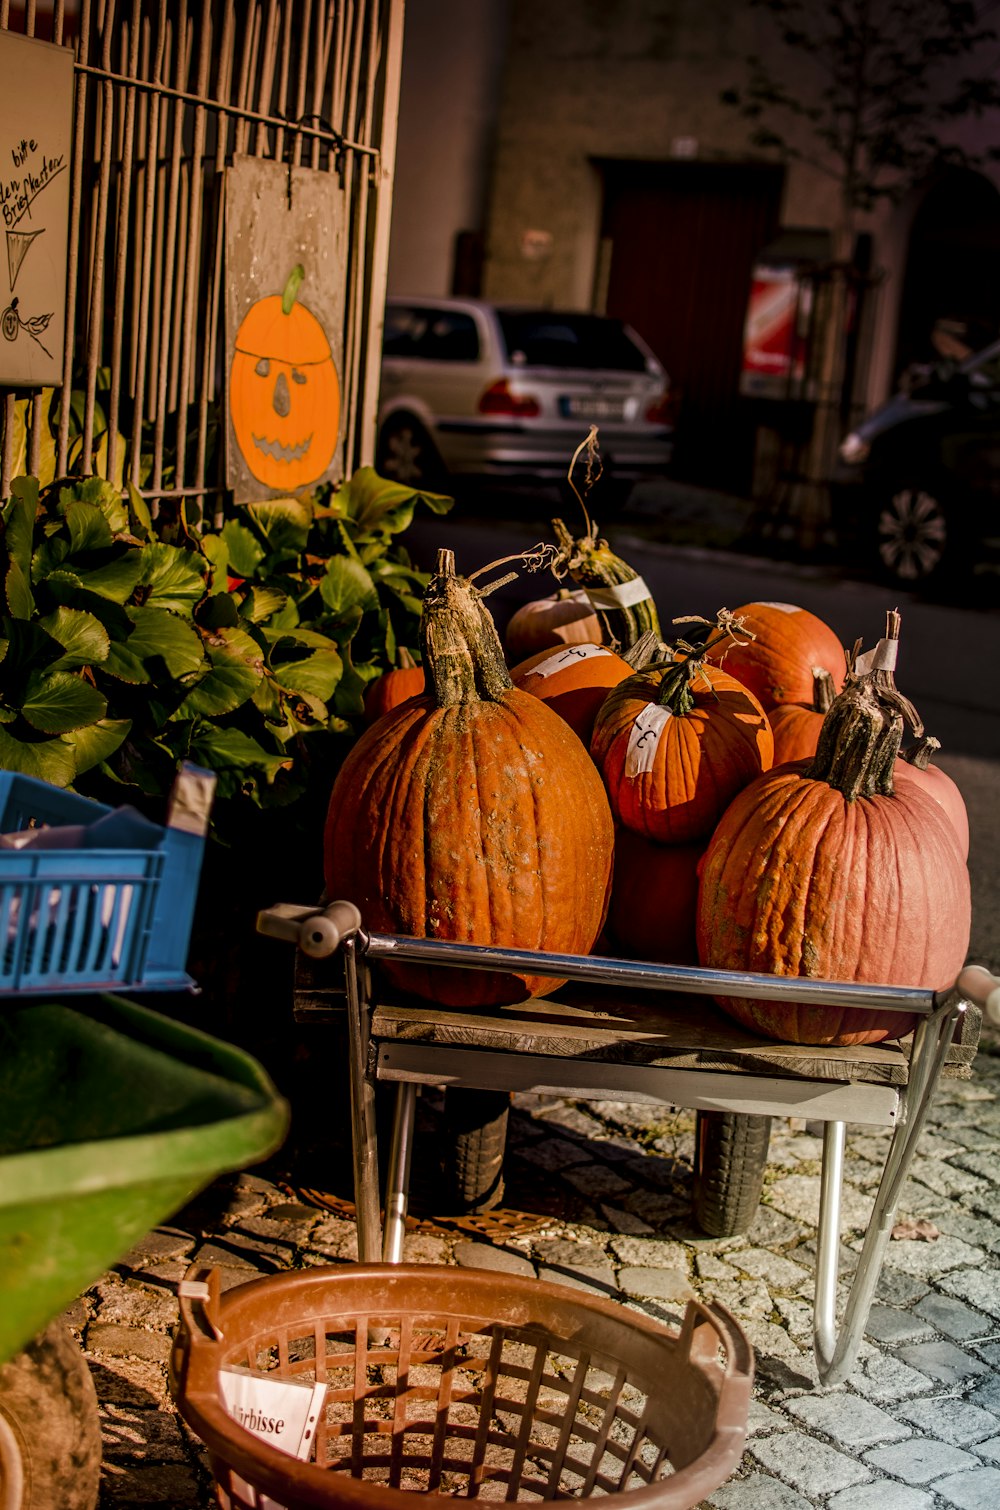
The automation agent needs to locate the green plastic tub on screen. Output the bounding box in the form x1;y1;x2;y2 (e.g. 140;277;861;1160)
0;993;290;1363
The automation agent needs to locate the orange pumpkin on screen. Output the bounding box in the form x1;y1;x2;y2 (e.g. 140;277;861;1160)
704;601;846;711
608;827;703;966
230;264;340;492
769;669;836;765
895;736;970;860
504;589;604;661
590;660;773;844
510;642;634;744
363;647;425;726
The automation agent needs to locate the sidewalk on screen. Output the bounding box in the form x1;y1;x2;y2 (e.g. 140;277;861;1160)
77;1019;1000;1509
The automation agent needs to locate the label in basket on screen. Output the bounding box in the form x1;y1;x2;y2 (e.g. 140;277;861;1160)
219;1367;327;1510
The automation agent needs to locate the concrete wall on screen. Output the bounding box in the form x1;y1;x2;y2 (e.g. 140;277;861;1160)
387;0;510;297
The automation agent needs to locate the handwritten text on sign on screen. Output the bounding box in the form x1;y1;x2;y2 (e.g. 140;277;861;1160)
0;31;74;386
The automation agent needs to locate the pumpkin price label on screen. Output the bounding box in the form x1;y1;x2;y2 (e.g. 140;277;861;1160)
225;156;346;502
0;31;73;387
625;703;672;776
528;644;614;679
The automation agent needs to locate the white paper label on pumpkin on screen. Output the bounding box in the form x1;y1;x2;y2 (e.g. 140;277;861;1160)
528;644;614;678
625;704;672;775
854;637;897;674
757;602;798;612
585;576;653;611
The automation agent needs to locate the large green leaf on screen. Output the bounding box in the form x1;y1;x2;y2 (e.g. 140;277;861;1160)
334;467;452;536
319;555;378;617
38;606;110;670
172;626;263;718
125;606;205;678
58;476;129;533
21;670;108;733
102;641;152;683
5;559;34;619
242;584;288;623
32;537;70;583
188;724;292;781
263;625;340;652
221;520;265;578
0;725;76;785
61;717;132;775
275;646;343;700
245;497;312;555
70;549;145;603
66;501;114;555
5;477;38;574
137;542;207;610
332;639;367;717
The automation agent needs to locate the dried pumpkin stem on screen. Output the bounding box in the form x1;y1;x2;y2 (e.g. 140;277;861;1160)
420;547;513;706
903;734;941;771
808;676;903;799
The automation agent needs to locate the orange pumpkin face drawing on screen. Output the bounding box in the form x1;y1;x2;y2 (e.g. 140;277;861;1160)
230;265;340;491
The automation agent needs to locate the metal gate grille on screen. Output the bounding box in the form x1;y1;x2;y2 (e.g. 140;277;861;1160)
0;0;403;512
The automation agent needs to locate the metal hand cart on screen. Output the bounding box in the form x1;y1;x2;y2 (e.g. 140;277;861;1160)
0;769;290;1510
260;899;997;1390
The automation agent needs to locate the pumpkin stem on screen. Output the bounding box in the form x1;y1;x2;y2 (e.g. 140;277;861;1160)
420;547;513;706
623;629;667;669
467;542;560;597
809;621;912;800
848;608;924;738
282;264;305;315
565;425;601;542
396;645;418;671
902;734;941;771
812;667;836;714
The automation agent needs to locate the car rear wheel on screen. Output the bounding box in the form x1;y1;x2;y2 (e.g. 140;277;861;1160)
376;414;444;490
870;479;955;587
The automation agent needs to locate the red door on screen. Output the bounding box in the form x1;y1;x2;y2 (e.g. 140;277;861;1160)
600;160;783;491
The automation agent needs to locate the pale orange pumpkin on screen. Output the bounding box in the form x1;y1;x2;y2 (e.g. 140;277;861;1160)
230;264;340;492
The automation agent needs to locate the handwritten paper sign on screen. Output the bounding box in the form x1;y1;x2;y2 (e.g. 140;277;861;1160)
0;30;73;386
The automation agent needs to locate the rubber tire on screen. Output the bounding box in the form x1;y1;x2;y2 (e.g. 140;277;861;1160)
0;1323;102;1510
692;1110;771;1238
868;476;958;589
375;413;444;490
440;1088;510;1214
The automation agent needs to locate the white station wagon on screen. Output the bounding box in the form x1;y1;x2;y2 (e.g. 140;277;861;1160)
375;296;676;492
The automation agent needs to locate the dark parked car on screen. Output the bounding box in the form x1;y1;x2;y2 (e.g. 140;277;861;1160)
376;296;676;493
834;338;1000;589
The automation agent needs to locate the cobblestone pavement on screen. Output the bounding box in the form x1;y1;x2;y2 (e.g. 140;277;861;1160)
73;1021;1000;1510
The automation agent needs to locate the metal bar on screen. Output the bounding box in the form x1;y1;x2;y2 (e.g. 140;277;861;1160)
1;394;14;498
375;1043;902;1126
382;1082;417;1263
290;0;312;168
343;936;383;1262
151;0;189;492
813;998;963;1385
70;58;378;156
129;0;167;491
172;0;212;493
105;0;142;486
59;0;93;476
359;932;940;1015
80;0;119;476
252;0;279;158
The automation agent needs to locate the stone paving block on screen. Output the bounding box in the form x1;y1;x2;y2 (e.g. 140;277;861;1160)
972;1434;1000;1461
864;1436;980;1483
695;1251;740;1282
701;1275;774;1320
951;1150;1000;1184
750;1429;872;1495
932;1465;1000;1509
772;1296;812;1344
767;1173;874;1232
616;1266;691;1301
515;1135;592;1172
598;1202;655;1235
562;1163;634;1199
616;1187;689;1225
87;1324;173;1364
827;1485;936;1509
532;1237;611;1269
874;1267;930;1306
966;1373;1000;1413
192;1241;266;1273
533;1103;607;1139
782;1389;911;1450
897;1397;999;1447
86;1353;170;1406
881;1233;987;1280
100;1401;190;1462
744;1205;804;1247
845;1343;935;1405
914;1292;995;1341
537;1264;618;1294
90;1278;179;1331
741;1322;816;1389
731;1246;810;1290
939;1267;1000;1320
905;1159;993;1200
99;1462;204;1504
452;1242;535;1276
607;1235;691;1268
864;1304;936;1346
708;1471;814;1508
895;1338;992;1386
119;1228;196;1268
746;1399;796;1436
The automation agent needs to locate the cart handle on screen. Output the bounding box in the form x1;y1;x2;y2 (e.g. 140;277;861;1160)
256;900;362;958
958;965;1000;1028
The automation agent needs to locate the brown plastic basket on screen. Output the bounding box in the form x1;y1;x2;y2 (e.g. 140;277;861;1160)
170;1263;752;1509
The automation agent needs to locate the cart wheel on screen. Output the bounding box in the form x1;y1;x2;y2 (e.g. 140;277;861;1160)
692;1110;771;1238
441;1088;510;1213
0;1322;101;1510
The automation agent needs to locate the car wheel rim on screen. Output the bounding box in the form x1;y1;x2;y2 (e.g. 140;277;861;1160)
877;487;947;580
382;425;425;486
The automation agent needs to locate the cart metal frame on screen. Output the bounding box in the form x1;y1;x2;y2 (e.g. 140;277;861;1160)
260;900;991;1388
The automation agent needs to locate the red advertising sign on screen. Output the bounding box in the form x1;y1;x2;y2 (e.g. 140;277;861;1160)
740;265;809;400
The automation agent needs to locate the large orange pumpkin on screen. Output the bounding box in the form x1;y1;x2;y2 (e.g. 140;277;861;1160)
704;601;846;710
323;548;615;1007
510;641;634;744
769;669;836;765
590;660;773;844
696;675;971;1046
895;735;970;860
608;827;703;966
230;264;340;492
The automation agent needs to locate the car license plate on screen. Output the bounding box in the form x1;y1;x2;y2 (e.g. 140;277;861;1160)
560;395;627;421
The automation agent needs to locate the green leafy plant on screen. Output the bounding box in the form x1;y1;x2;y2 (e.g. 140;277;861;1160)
0;469;451;835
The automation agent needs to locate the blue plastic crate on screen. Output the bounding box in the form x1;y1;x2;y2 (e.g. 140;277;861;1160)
0;766;214;995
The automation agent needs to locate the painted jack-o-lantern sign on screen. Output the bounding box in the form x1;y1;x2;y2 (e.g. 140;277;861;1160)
229;264;341;492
